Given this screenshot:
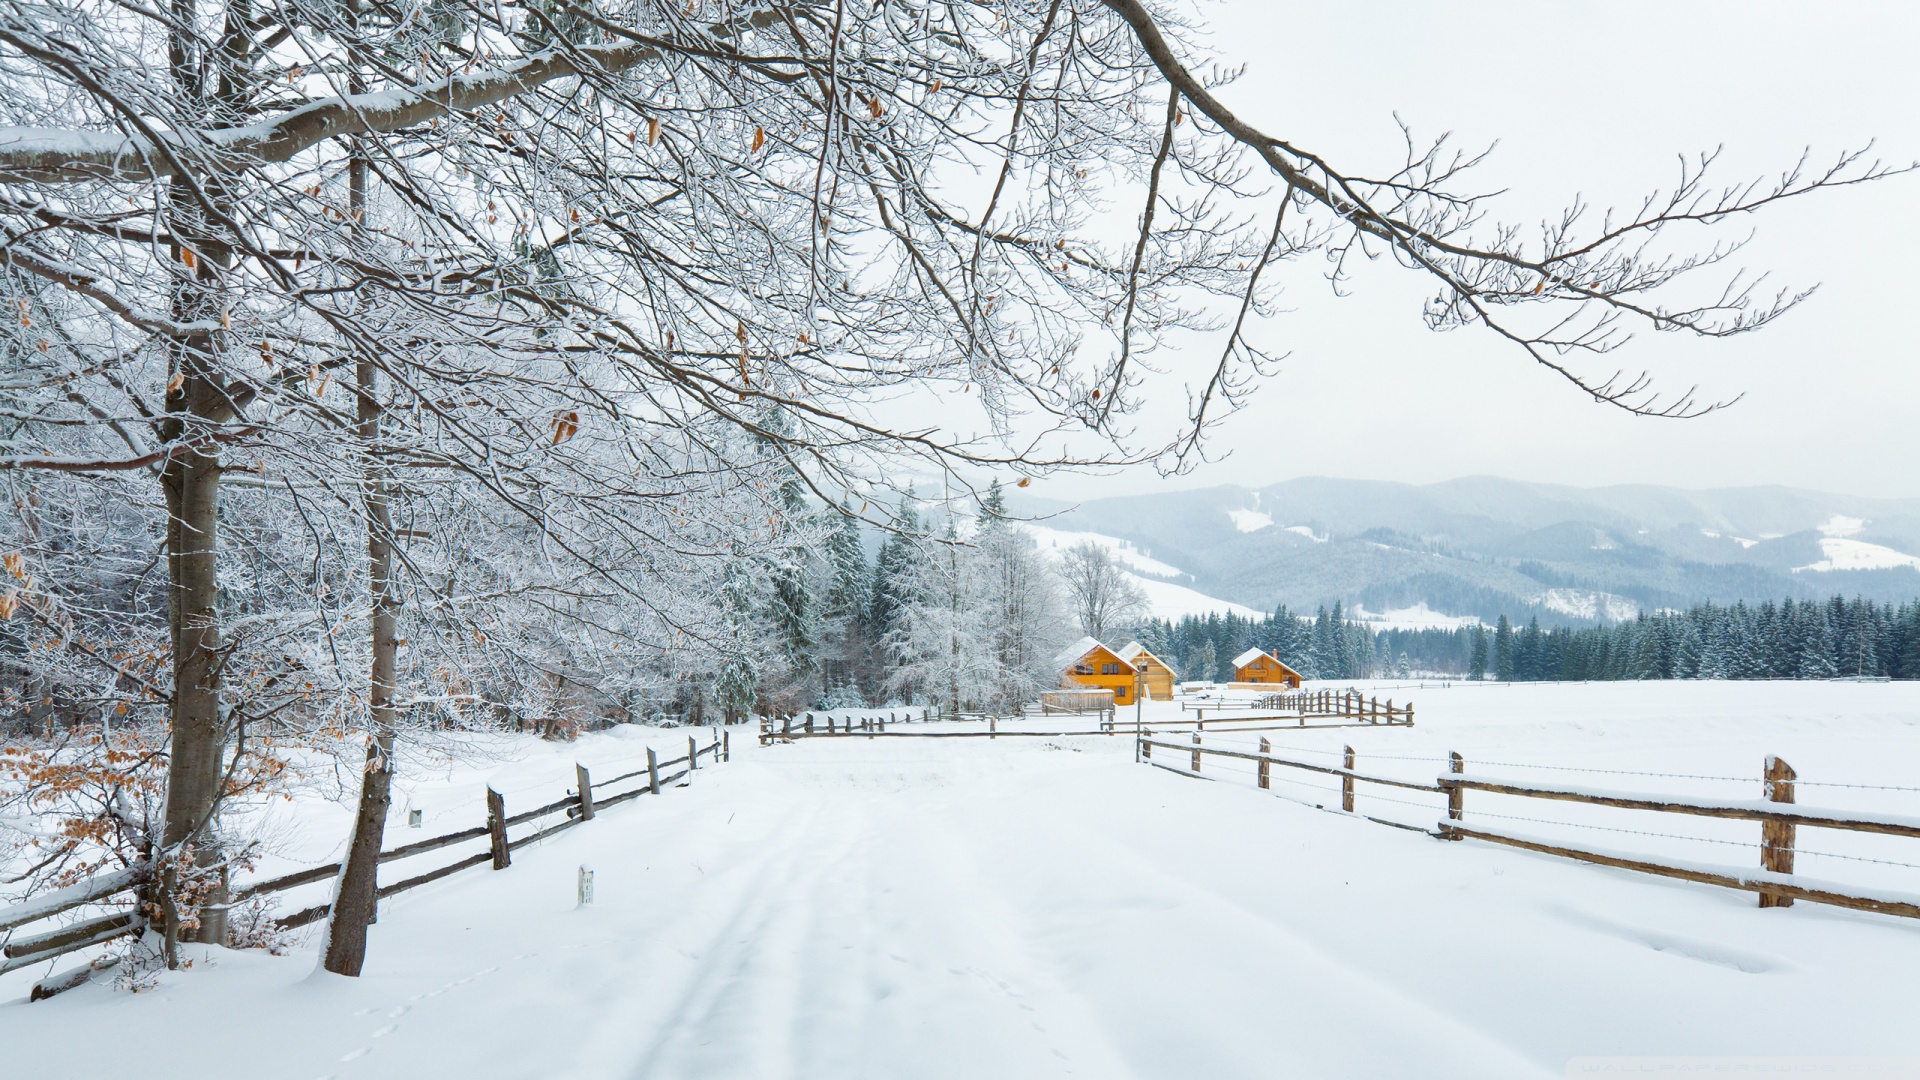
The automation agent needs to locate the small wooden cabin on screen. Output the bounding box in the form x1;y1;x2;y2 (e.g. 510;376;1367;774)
1231;647;1302;688
1054;636;1138;706
1116;641;1178;701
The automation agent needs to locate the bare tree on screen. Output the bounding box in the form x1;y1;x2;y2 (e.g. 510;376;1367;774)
1057;542;1148;643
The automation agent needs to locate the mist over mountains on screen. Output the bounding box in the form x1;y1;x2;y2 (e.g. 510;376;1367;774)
1011;477;1920;627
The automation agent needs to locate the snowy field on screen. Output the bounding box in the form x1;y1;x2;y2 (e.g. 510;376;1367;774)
6;681;1920;1078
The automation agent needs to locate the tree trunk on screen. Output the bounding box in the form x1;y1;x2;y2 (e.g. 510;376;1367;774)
324;127;400;977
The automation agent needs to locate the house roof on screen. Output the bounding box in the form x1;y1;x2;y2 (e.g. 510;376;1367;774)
1117;641;1177;675
1053;636;1134;673
1231;647;1274;668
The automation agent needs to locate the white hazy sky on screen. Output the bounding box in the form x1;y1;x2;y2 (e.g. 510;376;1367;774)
1027;0;1920;503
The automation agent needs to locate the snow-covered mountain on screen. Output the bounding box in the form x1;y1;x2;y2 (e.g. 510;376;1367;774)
1011;478;1920;626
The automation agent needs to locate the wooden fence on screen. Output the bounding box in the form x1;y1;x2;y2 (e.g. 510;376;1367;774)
759;711;1118;741
1038;690;1116;717
0;729;728;1000
1139;730;1920;923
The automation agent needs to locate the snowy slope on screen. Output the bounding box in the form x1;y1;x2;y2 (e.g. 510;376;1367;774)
1021;523;1261;620
1794;515;1920;573
8;683;1920;1079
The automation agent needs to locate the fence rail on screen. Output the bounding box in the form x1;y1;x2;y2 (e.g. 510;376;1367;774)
1176;688;1413;727
1139;731;1920;924
0;729;730;999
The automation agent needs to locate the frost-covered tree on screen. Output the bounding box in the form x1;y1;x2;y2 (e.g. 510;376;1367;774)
1058;542;1148;643
972;504;1069;711
817;503;872;698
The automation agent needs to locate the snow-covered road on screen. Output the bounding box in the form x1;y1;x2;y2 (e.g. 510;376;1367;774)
9;682;1920;1078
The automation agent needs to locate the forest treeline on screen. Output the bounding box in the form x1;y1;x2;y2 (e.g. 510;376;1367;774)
1143;596;1920;683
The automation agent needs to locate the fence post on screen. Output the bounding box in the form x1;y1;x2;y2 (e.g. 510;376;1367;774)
1191;731;1202;773
723;728;731;761
1342;746;1356;812
689;735;699;770
1258;737;1270;789
1407;704;1415;728
1761;755;1797;908
486;787;510;869
989;716;997;740
574;764;595;821
1142;729;1152;762
577;865;595;906
646;747;660;795
1445;752;1465;838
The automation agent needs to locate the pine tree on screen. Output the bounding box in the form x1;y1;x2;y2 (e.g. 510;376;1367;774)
869;486;924;650
1493;615;1514;681
713;560;759;725
1797;601;1839;679
1185;639;1218;684
818;504;871;696
1469;624;1488;680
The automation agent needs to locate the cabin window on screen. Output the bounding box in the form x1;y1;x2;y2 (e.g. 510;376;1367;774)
1102;662;1120;675
1073;664;1093;676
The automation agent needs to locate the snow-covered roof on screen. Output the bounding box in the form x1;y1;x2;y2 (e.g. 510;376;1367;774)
1231;647;1274;668
1118;640;1175;670
1053;636;1132;672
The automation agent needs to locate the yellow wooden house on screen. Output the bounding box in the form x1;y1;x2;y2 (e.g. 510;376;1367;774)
1054;636;1138;706
1232;647;1303;688
1116;641;1178;701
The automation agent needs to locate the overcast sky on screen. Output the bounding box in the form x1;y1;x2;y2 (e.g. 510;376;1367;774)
1029;0;1920;504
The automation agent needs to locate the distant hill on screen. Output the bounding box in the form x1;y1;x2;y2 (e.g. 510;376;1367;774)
1010;477;1920;627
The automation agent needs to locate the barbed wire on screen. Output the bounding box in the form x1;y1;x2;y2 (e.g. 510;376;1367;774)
1792;848;1920;870
1794;780;1920;793
1190;754;1920;871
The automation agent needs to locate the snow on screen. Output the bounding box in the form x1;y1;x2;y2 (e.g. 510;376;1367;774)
1795;537;1920;573
1050;635;1119;670
1129;574;1263;620
10;682;1920;1076
1535;587;1640;622
1351;602;1482;630
1819;515;1868;538
1018;524;1184;580
1019;524;1260;620
1229;646;1271;668
1225;508;1273;533
1282;524;1324;542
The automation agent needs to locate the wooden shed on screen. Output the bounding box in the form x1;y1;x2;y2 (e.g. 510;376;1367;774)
1116;641;1178;701
1231;647;1302;688
1054;636;1138;706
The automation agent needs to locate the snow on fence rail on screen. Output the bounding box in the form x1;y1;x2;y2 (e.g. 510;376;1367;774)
1140;730;1920;923
760;711;1098;741
0;730;729;1000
